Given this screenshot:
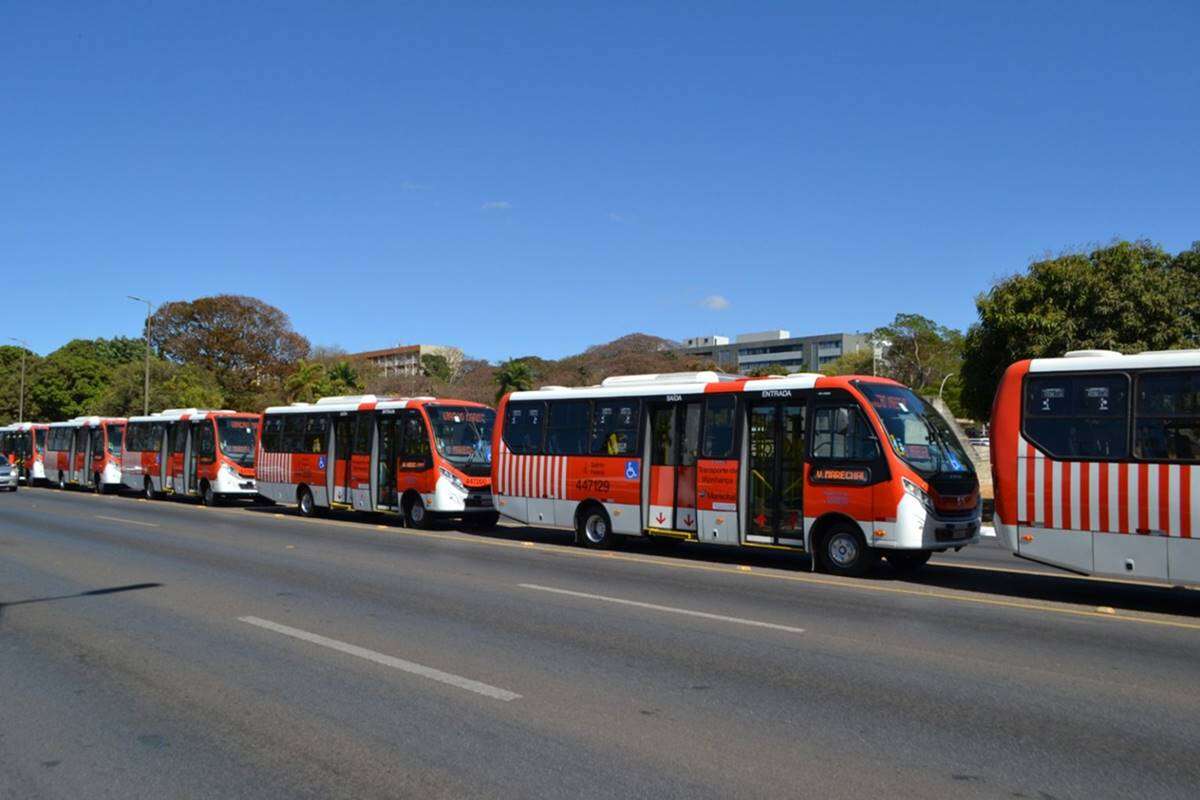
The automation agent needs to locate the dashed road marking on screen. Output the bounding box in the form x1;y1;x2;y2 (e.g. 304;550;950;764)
238;616;521;701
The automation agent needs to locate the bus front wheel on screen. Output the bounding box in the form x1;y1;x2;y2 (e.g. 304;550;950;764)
201;481;219;507
405;496;432;529
820;523;877;577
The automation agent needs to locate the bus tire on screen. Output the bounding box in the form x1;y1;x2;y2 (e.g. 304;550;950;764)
404;494;432;529
819;523;877;577
576;504;613;549
297;486;317;518
886;549;932;574
93;473;102;494
57;473;67;490
201;481;219;507
144;478;158;500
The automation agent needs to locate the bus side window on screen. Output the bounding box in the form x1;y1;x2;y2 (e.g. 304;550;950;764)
262;417;283;451
1024;374;1128;459
353;412;373;455
197;424;216;460
1135;370;1200;461
546;401;591;456
303;414;329;454
702;396;737;459
504;402;545;455
590;398;640;456
280;415;304;453
650;407;675;466
812;407;877;460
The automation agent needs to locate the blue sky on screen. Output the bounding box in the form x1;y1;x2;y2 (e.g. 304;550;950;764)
4;1;1198;361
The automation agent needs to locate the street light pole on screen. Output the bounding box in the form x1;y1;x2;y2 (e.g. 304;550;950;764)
128;296;153;416
939;372;956;404
6;337;28;423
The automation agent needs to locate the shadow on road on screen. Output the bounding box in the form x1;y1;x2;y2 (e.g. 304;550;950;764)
0;582;163;621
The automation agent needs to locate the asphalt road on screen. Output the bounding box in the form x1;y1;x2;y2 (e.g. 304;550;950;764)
2;487;1198;799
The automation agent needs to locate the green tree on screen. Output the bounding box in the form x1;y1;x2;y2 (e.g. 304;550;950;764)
875;313;964;395
961;241;1200;419
819;348;873;377
0;345;42;424
746;364;790;378
324;361;363;395
97;360;225;416
284;361;330;404
27;337;148;420
149;295;310;408
493;359;535;402
421;353;453;383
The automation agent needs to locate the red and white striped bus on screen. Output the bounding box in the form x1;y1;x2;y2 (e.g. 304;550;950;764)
257;395;496;527
991;349;1200;583
122;409;260;505
493;371;981;576
0;423;49;483
44;417;127;492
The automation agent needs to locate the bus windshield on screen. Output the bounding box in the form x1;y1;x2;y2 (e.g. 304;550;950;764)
426;406;495;467
857;382;974;476
218;418;259;467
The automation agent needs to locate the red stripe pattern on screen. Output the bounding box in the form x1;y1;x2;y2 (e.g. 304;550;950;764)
494;442;569;500
1016;433;1197;538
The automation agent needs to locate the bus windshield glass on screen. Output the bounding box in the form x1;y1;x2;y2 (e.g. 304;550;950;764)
857;382;974;476
218;418;259;467
426;406;495;467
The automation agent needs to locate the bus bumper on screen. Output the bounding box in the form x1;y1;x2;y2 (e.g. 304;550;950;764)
878;493;982;551
214;466;257;496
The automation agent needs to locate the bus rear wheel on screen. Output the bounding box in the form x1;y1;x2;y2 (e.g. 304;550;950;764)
820;523;877;577
297;486;317;517
57;473;67;490
886;549;932;574
143;478;157;500
576;505;613;549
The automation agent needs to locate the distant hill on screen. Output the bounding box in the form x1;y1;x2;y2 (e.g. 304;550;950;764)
366;333;721;405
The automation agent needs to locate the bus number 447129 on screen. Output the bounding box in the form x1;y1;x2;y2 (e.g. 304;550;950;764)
575;479;610;493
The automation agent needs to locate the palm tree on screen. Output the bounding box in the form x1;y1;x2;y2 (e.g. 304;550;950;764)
494;359;535;402
325;360;362;394
284;361;328;403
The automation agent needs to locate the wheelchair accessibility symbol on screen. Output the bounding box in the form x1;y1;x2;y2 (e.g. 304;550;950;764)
624;460;640;481
318;456;326;470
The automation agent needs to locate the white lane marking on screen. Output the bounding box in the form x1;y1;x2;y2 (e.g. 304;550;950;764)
96;515;160;528
237;616;521;702
519;584;805;634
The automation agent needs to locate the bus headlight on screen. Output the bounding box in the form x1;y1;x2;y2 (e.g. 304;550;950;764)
439;467;465;493
902;477;935;514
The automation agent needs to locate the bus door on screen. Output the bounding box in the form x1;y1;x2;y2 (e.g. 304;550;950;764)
74;427;90;484
330;411;355;507
375;410;399;510
645;399;701;535
746;398;806;544
185;421;203;494
162;422;180;491
350;412;372;511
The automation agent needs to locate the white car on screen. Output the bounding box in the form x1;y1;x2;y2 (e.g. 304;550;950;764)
0;461;18;491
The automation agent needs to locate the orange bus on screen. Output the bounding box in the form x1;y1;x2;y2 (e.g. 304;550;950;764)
0;423;49;483
44;416;127;492
990;349;1200;582
122;409;260;505
493;371;981;576
257;395;496;527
